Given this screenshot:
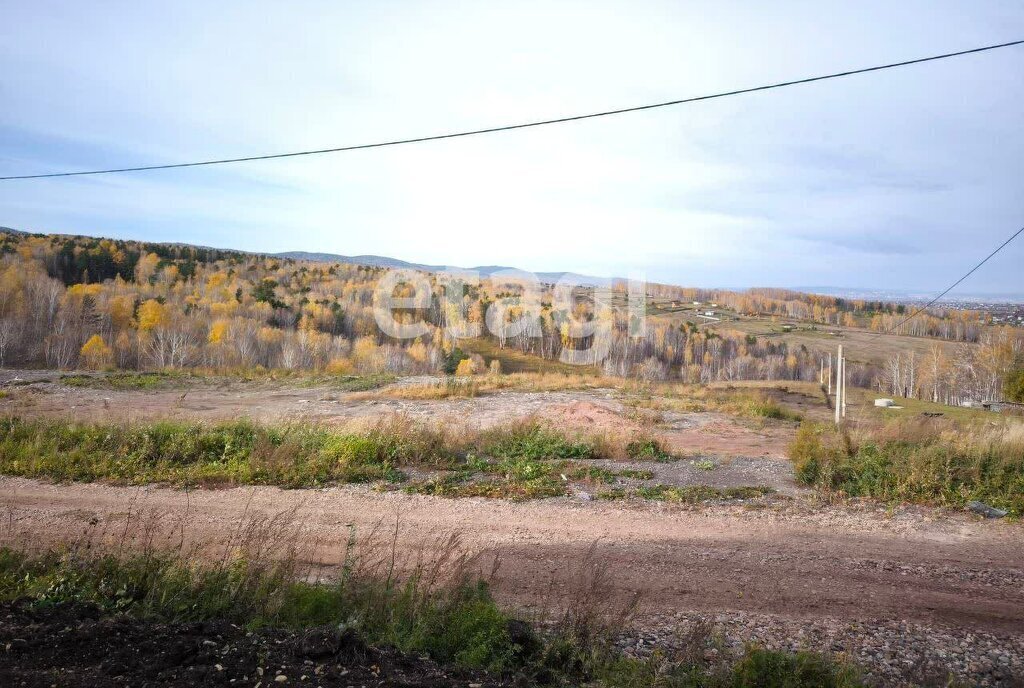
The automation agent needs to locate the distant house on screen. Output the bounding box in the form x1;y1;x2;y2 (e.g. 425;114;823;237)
704;311;715;316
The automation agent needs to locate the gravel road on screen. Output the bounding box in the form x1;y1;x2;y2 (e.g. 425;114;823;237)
2;478;1021;685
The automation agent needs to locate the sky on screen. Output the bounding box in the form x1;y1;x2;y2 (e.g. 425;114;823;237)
1;0;1023;293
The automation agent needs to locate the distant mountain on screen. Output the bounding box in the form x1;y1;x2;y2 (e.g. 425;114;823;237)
275;251;440;271
795;285;1024;304
0;227;608;285
274;251;608;285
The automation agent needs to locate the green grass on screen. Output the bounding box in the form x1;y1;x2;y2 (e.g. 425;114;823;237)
59;370;397;392
297;373;396;391
0;415;773;509
0;545;524;672
0;544;863;686
790;421;1024;515
598;484;775;504
481;420;599;461
402;459;653;501
732;393;804;422
61;371;194;390
0;416;455;487
625;437;678;462
404;475;569;500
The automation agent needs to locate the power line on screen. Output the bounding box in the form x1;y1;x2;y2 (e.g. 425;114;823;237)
880;224;1024;335
2;39;1022;181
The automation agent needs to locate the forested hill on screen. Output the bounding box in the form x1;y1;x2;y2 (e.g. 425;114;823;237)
0;228;1020;405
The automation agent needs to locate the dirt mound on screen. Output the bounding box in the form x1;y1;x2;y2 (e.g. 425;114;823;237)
0;600;506;687
545;400;642;433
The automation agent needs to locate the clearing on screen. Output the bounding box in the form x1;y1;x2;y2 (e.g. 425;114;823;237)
0;370;1022;685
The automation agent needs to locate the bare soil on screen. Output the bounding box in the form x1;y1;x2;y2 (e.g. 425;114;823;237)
0;371;800;495
0;600;507;687
2;477;1021;636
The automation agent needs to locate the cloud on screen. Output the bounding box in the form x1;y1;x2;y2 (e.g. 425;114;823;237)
1;0;1022;291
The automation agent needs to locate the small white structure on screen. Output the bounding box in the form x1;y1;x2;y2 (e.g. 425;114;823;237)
874;398;896;408
704;310;715;316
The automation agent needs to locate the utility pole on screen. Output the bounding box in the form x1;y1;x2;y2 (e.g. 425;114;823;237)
819;358;824;384
834;345;844;426
841;354;848;418
827;352;832;394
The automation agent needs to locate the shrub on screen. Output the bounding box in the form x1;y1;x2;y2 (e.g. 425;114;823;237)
455;357;477;377
625;437;675;462
790;420;1024;515
1005;366;1024;403
443;347;469;375
732;647;862;688
481;420;595;461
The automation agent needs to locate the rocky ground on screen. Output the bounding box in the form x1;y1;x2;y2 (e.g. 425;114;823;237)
619;611;1024;687
3;478;1023;686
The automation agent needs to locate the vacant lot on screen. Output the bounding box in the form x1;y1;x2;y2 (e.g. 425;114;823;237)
1;370;1022;685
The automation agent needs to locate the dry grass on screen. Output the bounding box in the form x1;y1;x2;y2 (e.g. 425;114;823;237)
352;371;628;400
791;415;1024;514
351;378;482;400
0;501;864;686
0;503;529;670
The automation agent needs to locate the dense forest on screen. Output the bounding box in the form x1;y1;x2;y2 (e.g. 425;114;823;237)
0;229;1020;403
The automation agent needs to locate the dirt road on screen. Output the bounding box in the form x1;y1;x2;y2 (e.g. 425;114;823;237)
2;477;1020;633
3;372;1023;682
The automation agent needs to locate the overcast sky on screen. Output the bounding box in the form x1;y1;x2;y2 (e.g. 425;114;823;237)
2;1;1023;293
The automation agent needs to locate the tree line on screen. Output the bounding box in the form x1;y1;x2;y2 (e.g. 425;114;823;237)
0;230;1020;403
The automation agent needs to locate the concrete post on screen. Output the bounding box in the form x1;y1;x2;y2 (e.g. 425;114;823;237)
841;355;848;418
827;353;832;394
835;345;844;425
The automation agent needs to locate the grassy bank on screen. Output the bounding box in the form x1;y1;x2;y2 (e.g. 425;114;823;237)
404;459;656;501
624;387;804;423
0;544;520;670
0;541;862;687
0;415;452;487
790;419;1024;515
597;485;775;503
59;369;397;392
0;416;697;499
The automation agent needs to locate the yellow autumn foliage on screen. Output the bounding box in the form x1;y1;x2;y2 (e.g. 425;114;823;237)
108;296;135;330
455;358;476;377
208;319;229;345
80;334;112;369
137;299;167;332
325;356;354;374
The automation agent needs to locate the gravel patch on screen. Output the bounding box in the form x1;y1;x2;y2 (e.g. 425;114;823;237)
620;611;1024;687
